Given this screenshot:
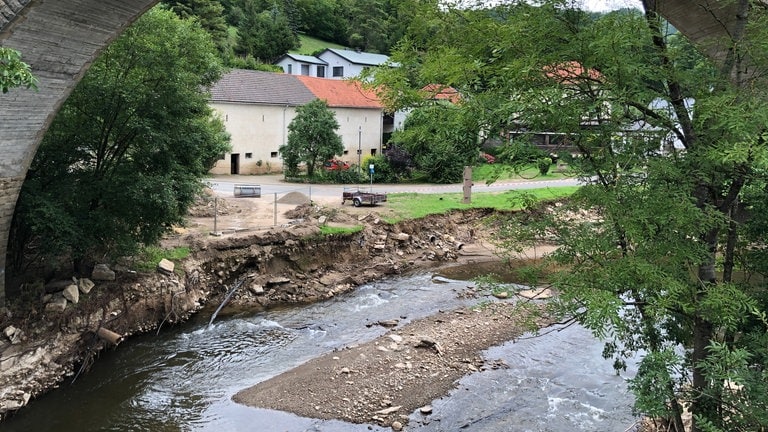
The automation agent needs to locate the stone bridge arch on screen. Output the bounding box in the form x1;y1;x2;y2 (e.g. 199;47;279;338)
0;0;749;304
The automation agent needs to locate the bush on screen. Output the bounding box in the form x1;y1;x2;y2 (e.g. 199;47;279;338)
365;154;398;183
537;157;553;175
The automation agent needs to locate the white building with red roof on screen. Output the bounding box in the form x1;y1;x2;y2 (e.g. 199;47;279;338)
208;70;385;175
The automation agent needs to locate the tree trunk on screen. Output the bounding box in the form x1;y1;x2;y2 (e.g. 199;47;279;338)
691;314;714;432
722;204;739;284
690;229;719;432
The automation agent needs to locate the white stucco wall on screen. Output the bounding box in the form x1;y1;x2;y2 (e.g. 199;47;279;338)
317;52;365;79
209;103;383;175
333;107;384;167
275;58;327;78
209;102;296;175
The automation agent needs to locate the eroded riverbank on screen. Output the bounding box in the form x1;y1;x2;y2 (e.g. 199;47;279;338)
0;205;506;420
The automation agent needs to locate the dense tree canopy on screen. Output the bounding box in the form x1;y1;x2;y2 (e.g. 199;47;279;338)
234;0;299;62
8;7;230;280
172;0;429;68
280;99;343;177
164;0;229;54
368;1;768;431
389;103;479;183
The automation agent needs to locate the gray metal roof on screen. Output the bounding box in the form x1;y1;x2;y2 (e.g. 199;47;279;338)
279;53;327;65
322;48;390;66
208;70;316;106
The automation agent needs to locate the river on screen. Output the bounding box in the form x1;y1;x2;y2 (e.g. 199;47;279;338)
2;272;641;431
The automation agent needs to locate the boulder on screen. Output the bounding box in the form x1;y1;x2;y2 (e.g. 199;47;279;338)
45;296;68;313
267;277;290;286
78;278;95;294
3;326;17;341
92;264;115;281
393;233;410;242
157;259;175;275
62;284;79;304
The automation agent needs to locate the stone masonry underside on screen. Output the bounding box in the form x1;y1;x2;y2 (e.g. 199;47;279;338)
0;0;749;305
0;0;160;305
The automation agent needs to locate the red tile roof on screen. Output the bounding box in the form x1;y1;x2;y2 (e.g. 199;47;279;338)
295;75;382;109
544;61;602;84
421;84;461;103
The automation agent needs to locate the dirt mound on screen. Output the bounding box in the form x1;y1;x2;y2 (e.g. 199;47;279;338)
277;191;310;205
187;189;232;217
283;203;315;219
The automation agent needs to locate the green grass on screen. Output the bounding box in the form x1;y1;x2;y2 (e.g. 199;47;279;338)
135;246;191;273
319;225;363;235
292;35;346;56
385;186;579;221
472;163;573;183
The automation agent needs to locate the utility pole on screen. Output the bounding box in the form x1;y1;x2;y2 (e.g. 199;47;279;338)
357;125;362;173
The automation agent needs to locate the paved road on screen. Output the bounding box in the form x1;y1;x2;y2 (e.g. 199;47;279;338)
205;174;581;200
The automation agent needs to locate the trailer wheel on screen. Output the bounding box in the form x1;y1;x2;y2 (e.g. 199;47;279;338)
353;198;362;207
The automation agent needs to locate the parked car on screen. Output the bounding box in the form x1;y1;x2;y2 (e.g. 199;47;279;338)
324;159;350;170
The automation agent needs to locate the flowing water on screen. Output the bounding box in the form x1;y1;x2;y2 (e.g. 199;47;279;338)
2;272;641;432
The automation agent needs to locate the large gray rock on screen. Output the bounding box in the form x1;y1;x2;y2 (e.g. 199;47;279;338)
157;259;175;275
91;264;115;281
62;284;79;304
78;278;95;294
45;296;68;313
393;233;410;242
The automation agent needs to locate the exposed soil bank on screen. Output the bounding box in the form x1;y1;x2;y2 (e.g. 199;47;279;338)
0;203;511;421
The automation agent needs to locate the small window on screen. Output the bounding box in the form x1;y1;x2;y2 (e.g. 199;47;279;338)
317;66;325;78
287;64;292;74
301;64;310;75
370;149;377;156
343;150;349;155
332;66;344;77
270;151;278;158
219;153;226;160
245;153;253;159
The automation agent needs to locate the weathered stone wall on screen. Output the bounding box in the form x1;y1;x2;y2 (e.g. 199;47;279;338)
0;0;160;305
0;177;23;305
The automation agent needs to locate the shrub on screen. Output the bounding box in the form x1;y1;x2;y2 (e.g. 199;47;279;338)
537;157;553;175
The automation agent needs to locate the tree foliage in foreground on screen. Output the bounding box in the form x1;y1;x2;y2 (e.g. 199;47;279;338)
0;47;37;93
389;103;480;183
7;7;230;280
280;99;343;178
368;1;768;431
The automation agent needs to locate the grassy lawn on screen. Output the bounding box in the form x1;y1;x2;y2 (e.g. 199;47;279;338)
292;35;345;55
471;163;574;182
384;186;579;221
